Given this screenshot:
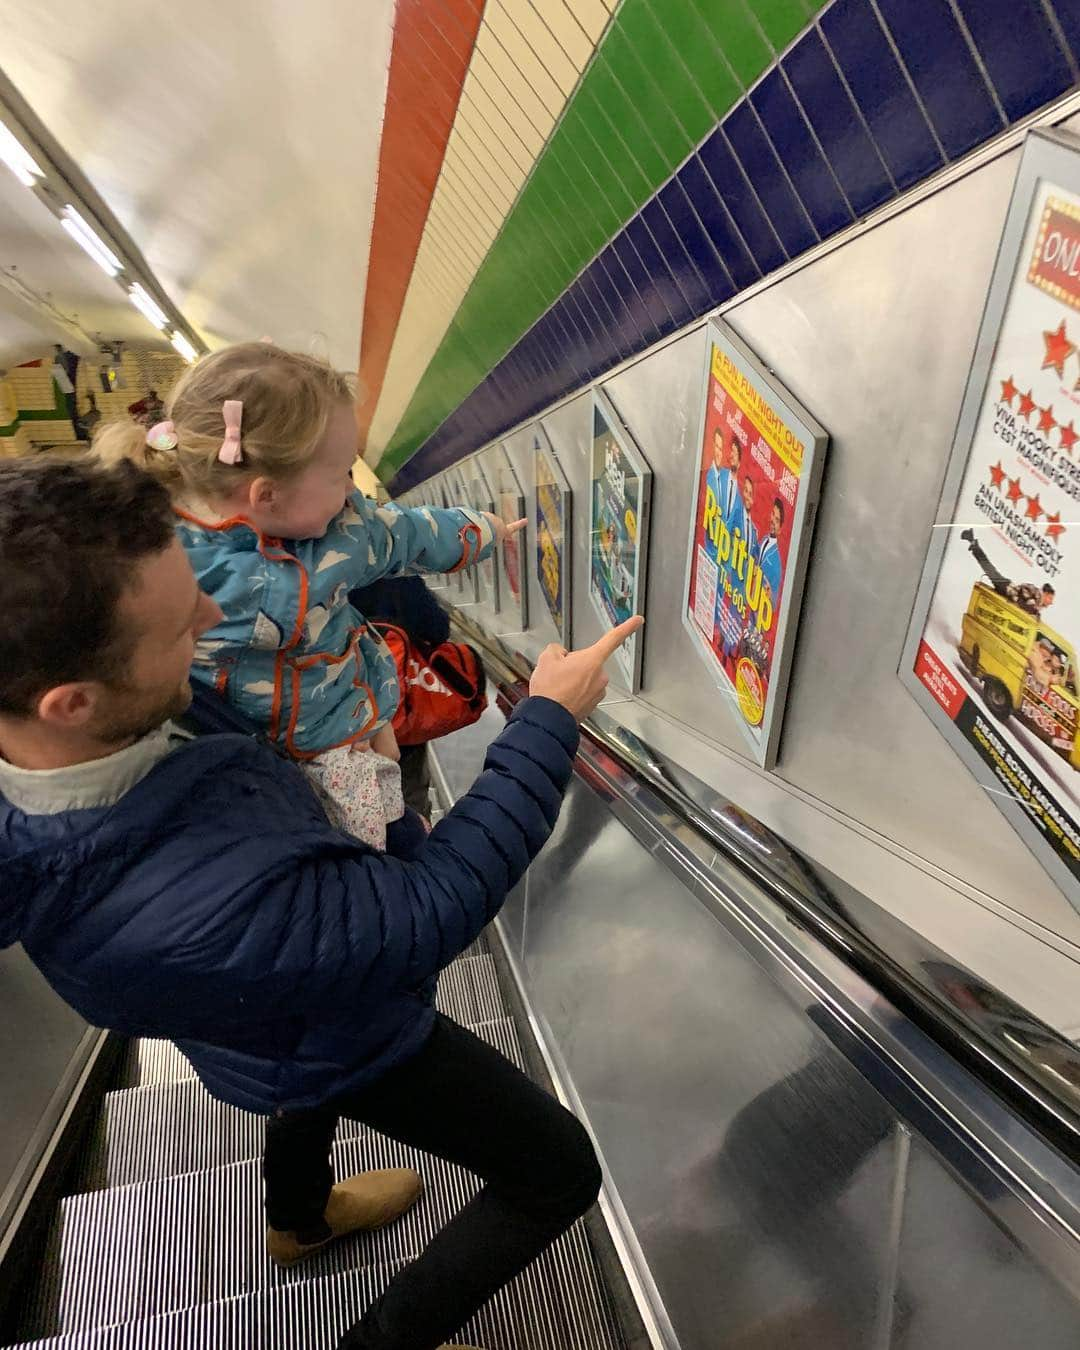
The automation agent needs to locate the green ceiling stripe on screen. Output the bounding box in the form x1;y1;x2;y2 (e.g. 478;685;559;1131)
380;0;823;474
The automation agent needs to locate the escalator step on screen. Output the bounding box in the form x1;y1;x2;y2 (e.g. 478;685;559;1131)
117;952;504;1089
28;1140;617;1348
9;1219;622;1349
32;1030;552;1338
79;1019;523;1192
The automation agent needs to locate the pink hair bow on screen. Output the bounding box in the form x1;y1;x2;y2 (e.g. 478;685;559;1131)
146;420;178;451
218;400;244;465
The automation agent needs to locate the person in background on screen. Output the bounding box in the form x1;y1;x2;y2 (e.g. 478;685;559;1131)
351;572;451;820
127;388;165;427
960;529;1055;617
0;456;641;1350
51;343;79;437
76;390;101;442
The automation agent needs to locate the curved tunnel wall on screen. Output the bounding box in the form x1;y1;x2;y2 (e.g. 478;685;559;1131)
375;95;1080;1050
358;0;1080;492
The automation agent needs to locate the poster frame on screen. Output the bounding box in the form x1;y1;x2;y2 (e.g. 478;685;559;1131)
682;318;828;770
533;420;573;648
444;463;481;604
589;386;652;690
466;454;501;615
899;129;1080;911
494;442;529;633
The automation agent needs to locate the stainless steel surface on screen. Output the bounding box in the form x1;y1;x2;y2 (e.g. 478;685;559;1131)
427;652;1080;1349
517;775;903;1350
413;112;1080;1041
0;947;97;1258
893;1139;1080;1350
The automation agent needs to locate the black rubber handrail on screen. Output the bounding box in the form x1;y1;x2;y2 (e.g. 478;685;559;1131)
450;609;1080;1164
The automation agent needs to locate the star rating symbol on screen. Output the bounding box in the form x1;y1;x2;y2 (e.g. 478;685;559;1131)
1042;320;1076;377
1025;492;1044;521
1007;477;1024;503
1038;404;1057;434
1017;389;1036;421
1045;511;1066;541
989;461;1006;489
1000;375;1018;405
1060;420;1079;454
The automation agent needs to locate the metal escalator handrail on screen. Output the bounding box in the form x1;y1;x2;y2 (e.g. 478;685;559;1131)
449;610;1080;1160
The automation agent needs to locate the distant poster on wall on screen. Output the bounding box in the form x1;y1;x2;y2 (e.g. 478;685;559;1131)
495;445;528;631
445;464;480;604
684;320;827;769
468;457;501;614
533;423;572;646
902;131;1080;913
590;389;651;689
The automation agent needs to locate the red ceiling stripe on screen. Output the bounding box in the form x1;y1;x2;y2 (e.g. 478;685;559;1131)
357;0;484;450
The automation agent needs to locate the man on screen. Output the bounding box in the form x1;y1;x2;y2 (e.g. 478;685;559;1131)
50;343;79;437
715;436;748;668
0;458;640;1350
740;473;759;561
702;427;726;565
960;529;1054;616
756;497;785;613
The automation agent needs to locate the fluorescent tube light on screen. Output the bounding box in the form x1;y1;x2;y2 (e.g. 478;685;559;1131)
61;205;122;276
128;282;167;329
0;123;43;187
170;331;197;362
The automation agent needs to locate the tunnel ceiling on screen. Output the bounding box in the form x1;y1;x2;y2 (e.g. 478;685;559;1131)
0;0;395;370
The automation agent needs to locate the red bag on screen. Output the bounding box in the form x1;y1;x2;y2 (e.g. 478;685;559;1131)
375;623;488;747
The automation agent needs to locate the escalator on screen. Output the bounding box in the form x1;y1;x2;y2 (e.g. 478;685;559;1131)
3;935;625;1348
3;624;1080;1349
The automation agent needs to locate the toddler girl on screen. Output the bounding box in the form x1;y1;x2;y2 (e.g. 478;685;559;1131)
94;342;507;848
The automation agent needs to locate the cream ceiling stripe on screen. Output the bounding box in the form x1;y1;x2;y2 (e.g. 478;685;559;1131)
365;0;612;462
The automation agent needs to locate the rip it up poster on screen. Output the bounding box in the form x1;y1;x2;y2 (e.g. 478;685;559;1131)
684;322;827;769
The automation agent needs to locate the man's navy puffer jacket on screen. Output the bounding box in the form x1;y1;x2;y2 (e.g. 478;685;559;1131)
0;698;577;1113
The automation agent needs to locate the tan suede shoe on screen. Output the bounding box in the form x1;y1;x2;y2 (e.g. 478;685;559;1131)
267;1167;423;1267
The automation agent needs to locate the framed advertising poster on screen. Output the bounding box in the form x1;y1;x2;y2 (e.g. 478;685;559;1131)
467;456;501;614
445;463;480;604
590;389;651;689
901;130;1080;912
683;320;827;769
533;422;572;647
495;445;528;631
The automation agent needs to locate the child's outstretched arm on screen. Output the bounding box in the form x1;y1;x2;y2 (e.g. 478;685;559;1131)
298;491;497;587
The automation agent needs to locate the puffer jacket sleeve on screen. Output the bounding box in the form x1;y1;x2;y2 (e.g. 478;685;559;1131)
297;493;494;587
240;696;578;1006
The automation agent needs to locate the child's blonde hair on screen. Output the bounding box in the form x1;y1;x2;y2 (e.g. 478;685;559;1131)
93;342;356;498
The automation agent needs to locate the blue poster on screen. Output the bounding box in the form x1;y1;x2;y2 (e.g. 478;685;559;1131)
589;391;650;688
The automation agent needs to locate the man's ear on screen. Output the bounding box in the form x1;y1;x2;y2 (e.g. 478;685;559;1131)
36;682;100;729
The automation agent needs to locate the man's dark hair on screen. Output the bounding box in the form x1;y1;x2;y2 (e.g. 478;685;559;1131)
1044;583;1056;595
0;459;174;714
731;438;743;463
772;496;786;526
